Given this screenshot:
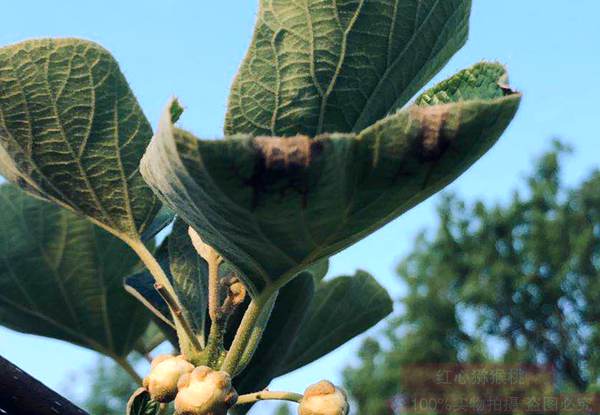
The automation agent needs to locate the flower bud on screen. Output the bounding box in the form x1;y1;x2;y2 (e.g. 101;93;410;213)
298;381;349;415
175;366;238;415
143;354;194;403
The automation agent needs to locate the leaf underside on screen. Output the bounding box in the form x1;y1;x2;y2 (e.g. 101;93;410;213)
0;38;160;240
277;270;393;375
225;0;472;137
0;184;149;357
142;63;520;296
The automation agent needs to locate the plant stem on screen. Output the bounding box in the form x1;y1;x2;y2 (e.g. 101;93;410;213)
207;252;221;323
114;356;143;385
235;391;304;405
127;240;202;354
220;292;277;375
221;300;261;374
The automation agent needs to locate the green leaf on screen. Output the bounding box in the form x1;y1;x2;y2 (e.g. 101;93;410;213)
0;184;149;357
0;38;160;241
141;205;175;242
141;63;520;296
167;218;208;337
225;0;472;137
306;259;329;282
277;270;392;375
125;220;209;343
126;388;160;415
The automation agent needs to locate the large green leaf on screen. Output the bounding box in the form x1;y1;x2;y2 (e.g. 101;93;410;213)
0;184;149;357
141;63;520;296
277;270;392;375
0;38;159;241
225;0;471;136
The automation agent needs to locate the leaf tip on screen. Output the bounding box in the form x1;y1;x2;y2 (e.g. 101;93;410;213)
169;98;185;123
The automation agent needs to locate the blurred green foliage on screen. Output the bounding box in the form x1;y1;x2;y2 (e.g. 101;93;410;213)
344;142;600;414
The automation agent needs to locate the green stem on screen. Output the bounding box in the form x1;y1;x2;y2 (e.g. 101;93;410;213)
204;317;225;367
220;291;276;375
235;391;303;406
114;356;143;385
207;254;220;323
236;293;278;372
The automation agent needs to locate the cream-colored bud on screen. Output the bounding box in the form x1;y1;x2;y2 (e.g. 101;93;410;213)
143;354;194;403
298;381;349;415
175;366;238;415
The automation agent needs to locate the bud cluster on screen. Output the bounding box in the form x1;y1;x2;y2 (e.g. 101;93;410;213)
143;355;237;415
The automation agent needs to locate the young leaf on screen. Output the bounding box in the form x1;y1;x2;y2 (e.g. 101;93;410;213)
141;63;520;297
125;220;209;342
167;218;209;336
0;38;160;241
0;184;149;357
276;270;392;375
126;388;160;415
225;0;472;136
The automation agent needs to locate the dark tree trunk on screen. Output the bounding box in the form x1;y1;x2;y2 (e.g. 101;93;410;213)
0;355;89;415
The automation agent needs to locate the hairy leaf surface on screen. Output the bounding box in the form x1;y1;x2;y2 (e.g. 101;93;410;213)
277;270;392;375
0;185;149;357
142;63;520;296
0;38;159;240
225;0;472;136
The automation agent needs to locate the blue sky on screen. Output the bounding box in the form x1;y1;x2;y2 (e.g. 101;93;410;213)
1;0;599;413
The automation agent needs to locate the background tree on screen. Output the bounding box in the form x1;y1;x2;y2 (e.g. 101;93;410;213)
344;142;600;413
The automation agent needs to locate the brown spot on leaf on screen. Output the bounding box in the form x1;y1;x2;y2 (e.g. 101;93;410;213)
254;135;318;170
247;136;321;210
411;105;457;162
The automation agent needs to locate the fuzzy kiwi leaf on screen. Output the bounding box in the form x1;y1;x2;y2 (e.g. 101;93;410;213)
141;63;520;297
277;270;393;375
0;184;150;357
0;38;160;241
225;0;472;136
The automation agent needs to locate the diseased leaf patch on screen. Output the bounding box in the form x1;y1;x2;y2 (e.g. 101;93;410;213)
142;63;521;296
